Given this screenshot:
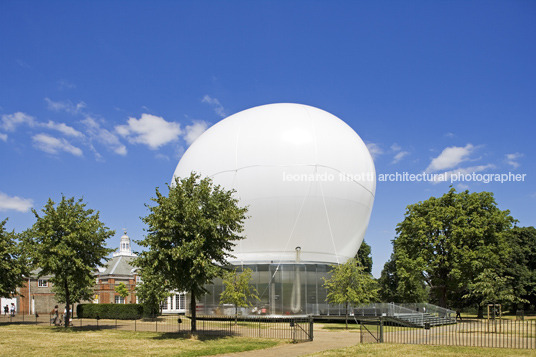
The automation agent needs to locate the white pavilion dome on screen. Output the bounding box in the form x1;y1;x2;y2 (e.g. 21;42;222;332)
172;103;375;265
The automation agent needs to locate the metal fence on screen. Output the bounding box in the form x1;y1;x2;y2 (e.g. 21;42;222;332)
358;317;536;349
0;313;313;343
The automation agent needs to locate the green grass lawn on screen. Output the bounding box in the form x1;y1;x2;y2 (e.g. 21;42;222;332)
309;343;536;356
0;323;282;356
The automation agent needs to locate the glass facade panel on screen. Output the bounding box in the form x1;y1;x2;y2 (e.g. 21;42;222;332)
198;263;340;316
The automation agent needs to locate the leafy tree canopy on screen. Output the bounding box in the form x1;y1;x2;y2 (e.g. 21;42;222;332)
25;196;114;327
115;282;130;300
135;266;171;317
504;226;536;310
355;240;372;274
384;188;515;309
323;258;378;329
0;219;28;298
220;268;259;322
135;172;248;332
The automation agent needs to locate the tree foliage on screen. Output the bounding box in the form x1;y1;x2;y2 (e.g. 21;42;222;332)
503;226;536;310
135;172;248;332
323;258;378;329
463;268;523;307
25;196;114;327
135;266;171;317
219;268;259;322
115;282;130;301
382;188;515;310
355;240;373;274
0;219;28;298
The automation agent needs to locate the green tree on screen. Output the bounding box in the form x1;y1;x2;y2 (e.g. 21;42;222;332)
504;226;536;311
389;188;514;312
378;254;399;302
463;268;525;309
135;172;248;332
355;240;372;274
115;282;130;303
219;268;259;323
135;267;171;317
0;219;28;298
25;196;114;327
323;258;378;329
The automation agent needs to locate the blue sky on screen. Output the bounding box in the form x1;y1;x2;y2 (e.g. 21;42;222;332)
1;1;535;277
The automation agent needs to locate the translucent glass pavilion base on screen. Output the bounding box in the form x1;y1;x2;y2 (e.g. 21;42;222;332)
197;263;343;316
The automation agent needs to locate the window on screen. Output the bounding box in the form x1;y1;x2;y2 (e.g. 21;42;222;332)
38;279;48;287
176;293;186;310
115;296;125;304
161;298;168;310
136;275;141;283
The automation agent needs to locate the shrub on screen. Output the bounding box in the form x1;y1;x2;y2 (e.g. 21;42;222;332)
77;304;143;320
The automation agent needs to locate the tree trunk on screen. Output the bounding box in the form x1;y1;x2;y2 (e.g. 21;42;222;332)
345;302;348;330
64;281;70;328
190;292;196;332
477;304;484;319
235;304;238;325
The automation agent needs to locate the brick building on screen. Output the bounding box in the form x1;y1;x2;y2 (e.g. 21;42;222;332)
13;230;187;315
94;231;137;304
13;270;57;315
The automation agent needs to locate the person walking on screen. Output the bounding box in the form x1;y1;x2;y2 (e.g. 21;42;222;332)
51;305;59;325
10;303;15;317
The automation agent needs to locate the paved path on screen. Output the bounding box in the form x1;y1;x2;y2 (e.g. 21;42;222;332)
220;328;361;357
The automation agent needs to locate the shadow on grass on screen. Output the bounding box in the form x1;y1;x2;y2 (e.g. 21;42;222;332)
48;325;119;332
0;321;43;326
151;331;237;340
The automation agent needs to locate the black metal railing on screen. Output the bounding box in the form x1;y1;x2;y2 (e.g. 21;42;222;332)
357;317;536;349
1;312;314;343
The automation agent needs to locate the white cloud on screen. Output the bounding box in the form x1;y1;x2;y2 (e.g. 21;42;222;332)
58;80;76;90
505;153;523;169
202;95;226;117
392;151;410;164
1;112;36;131
32;133;83;156
0;133;6;142
366;142;383;159
43;120;84;138
183;120;209;145
0;192;33;212
45;98;86;114
83;117;127;156
116;113;182;150
444;132;455;138
390;143;409;163
426;144;474;172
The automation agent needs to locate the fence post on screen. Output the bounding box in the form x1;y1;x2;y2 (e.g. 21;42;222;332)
309;316;314;341
379;317;384;343
134;318;136;332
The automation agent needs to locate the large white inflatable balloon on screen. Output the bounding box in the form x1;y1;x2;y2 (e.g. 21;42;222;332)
173;103;375;265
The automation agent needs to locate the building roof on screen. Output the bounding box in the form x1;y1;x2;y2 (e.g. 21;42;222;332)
99;255;136;277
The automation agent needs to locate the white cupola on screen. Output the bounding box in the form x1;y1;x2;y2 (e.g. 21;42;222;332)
113;229;135;257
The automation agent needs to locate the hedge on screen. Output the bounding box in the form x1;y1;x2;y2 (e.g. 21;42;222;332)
77;304;143;320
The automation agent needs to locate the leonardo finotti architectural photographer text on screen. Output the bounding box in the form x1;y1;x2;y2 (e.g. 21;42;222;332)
282;172;526;184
